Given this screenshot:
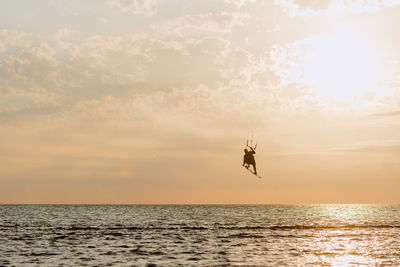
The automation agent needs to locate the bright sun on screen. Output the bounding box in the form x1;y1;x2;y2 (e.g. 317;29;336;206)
301;22;383;103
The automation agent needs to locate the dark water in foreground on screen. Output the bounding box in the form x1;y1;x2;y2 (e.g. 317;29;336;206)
1;205;400;266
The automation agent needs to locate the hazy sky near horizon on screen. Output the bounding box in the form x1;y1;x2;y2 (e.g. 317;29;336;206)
1;0;400;204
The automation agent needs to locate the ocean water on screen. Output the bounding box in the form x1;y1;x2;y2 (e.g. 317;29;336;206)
1;205;400;266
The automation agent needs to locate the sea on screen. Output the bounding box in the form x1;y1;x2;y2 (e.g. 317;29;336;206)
1;204;400;266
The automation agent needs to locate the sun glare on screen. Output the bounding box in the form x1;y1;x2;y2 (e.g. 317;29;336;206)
302;23;383;103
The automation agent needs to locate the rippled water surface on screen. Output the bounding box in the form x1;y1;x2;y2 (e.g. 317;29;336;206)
1;204;400;266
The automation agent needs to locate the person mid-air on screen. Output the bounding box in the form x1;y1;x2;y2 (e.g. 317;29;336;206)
243;146;257;175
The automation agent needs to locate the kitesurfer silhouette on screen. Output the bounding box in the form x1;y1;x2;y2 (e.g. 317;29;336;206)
243;147;257;175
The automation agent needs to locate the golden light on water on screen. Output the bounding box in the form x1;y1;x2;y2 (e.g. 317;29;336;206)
317;204;374;219
299;205;381;265
305;232;378;266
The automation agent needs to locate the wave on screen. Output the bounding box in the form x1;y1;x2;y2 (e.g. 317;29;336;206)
49;224;400;232
268;224;400;230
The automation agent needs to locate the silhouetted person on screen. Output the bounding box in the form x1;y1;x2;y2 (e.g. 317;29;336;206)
243;147;257;175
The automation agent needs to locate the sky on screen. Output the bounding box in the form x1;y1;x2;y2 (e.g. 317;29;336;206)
1;0;400;204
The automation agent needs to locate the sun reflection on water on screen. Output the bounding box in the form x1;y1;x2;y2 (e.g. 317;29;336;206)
317;204;375;220
297;204;385;266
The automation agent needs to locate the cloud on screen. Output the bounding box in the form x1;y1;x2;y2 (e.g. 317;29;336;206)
0;105;62;121
0;29;268;128
54;27;76;51
224;0;257;9
340;140;400;154
270;42;303;86
152;11;250;36
275;0;400;16
0;30;31;53
368;111;400;117
269;40;316;105
106;0;158;16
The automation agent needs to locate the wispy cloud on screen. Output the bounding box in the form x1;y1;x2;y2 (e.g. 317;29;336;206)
224;0;257;9
152;11;250;37
0;30;31;53
368;111;400;117
335;140;400;154
343;144;400;154
0;105;62;121
106;0;158;16
275;0;400;16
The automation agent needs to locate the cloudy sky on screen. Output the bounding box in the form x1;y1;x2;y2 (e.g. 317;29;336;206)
1;0;400;204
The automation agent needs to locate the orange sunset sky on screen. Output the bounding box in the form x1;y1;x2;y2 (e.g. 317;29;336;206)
1;0;400;204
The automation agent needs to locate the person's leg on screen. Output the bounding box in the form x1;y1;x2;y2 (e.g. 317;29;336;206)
253;163;257;175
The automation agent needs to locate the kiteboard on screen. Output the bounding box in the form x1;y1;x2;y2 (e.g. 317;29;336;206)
243;165;261;179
